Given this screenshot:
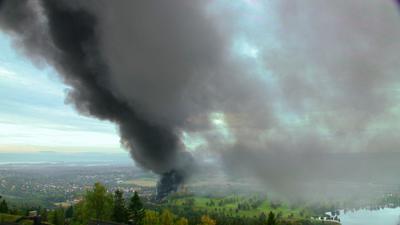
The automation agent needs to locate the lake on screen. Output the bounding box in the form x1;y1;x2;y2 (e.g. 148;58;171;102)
339;208;400;225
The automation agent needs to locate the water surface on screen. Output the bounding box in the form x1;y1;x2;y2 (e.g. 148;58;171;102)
339;208;400;225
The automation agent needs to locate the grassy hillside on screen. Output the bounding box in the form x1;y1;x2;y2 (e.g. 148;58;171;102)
165;195;310;219
0;213;32;225
161;195;341;225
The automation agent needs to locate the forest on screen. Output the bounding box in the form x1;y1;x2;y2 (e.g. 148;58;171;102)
0;183;339;225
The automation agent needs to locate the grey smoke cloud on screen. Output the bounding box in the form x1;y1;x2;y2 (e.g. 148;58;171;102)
0;0;213;196
1;0;400;200
269;0;400;116
212;0;400;199
0;0;269;198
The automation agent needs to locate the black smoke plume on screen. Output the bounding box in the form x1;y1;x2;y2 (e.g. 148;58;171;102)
156;170;185;200
0;0;203;197
3;0;400;202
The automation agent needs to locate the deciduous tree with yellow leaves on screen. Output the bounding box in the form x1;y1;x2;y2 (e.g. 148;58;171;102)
198;215;216;225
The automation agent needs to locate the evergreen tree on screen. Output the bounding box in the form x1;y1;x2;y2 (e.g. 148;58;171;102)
266;211;276;225
65;206;73;219
112;189;128;223
40;208;49;222
51;208;65;225
129;191;144;225
258;212;267;225
0;196;8;213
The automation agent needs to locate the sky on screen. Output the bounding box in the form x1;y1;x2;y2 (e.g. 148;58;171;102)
0;32;123;153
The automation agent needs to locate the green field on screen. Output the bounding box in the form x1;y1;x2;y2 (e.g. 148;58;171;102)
0;213;32;225
165;195;310;219
123;177;157;187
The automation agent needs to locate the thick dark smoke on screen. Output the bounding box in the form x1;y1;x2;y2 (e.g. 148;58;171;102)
0;0;207;196
156;170;185;200
2;0;400;201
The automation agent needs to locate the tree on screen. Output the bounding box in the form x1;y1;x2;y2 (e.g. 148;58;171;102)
184;198;195;207
85;182;113;220
72;201;87;225
267;211;276;225
65;206;74;219
160;210;174;225
40;208;49;222
129;191;144;225
112;189;128;223
258;212;267;225
72;182;113;225
0;196;8;213
176;217;188;225
198;215;216;225
143;210;159;225
51;208;65;225
276;212;282;219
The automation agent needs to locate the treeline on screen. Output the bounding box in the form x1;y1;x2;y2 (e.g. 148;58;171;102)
35;182;217;225
157;198;331;225
158;204;329;225
1;184;338;225
204;196;265;212
70;183;146;225
50;183;283;225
